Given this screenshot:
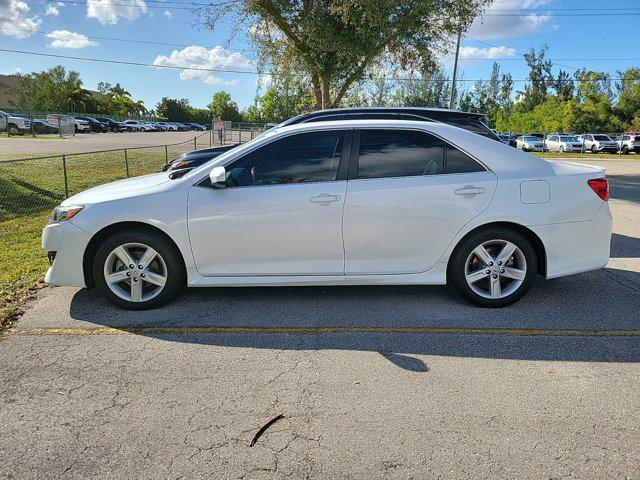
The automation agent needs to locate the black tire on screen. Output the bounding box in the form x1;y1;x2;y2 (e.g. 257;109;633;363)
448;227;538;308
93;229;185;310
8;124;19;135
591;145;598;154
622;146;629;155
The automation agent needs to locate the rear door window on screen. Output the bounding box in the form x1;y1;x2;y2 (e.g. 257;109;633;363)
355;129;485;179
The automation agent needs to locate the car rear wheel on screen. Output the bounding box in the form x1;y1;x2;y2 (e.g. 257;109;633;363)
93;230;185;310
449;228;538;308
622;146;629;155
591;145;598;154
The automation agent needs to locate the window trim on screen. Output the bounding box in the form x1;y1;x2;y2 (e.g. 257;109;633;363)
198;128;353;189
348;127;489;182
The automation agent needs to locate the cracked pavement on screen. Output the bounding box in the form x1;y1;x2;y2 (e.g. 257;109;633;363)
1;157;640;479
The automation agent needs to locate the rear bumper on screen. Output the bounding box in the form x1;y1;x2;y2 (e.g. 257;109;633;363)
42;220;91;287
530;203;612;279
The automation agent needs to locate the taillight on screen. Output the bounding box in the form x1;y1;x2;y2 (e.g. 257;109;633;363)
588;178;609;201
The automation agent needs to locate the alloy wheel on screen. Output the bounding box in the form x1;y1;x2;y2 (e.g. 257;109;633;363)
464;240;527;299
103;242;167;302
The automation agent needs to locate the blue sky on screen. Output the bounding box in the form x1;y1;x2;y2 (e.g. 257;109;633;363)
1;0;638;111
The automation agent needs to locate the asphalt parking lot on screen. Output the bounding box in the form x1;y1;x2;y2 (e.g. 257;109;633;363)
1;157;639;479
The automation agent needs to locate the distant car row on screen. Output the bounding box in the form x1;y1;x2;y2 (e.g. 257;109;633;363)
496;132;640;154
0;111;211;135
73;118;209;134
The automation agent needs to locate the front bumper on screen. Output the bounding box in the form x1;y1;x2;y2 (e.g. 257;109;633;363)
42;220;92;287
530;202;612;279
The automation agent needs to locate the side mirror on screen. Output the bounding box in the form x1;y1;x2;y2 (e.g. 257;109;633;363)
209;166;227;188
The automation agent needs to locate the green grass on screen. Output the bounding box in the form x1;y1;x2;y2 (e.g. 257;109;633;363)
0;150;170;331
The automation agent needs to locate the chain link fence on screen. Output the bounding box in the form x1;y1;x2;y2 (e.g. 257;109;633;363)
0;130;248;225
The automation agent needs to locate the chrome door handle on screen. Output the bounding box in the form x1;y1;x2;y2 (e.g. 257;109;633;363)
455;186;486;196
309;194;341;204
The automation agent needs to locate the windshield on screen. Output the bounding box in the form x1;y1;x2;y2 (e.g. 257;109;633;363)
593;135;611;141
560;136;579;142
524;136;539;141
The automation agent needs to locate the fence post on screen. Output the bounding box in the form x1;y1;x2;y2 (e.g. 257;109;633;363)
581;133;586;154
209;129;212;147
164;145;168;164
194;136;197;151
62;155;69;198
30;113;35;138
124;149;130;178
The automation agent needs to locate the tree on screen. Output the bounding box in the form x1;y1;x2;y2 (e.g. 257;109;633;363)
197;0;491;109
98;82;148;117
397;67;451;108
615;68;640;127
552;70;573;101
10;65;97;113
156;97;193;122
519;46;553;110
208;91;243;122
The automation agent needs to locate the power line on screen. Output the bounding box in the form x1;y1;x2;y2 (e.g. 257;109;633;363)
3;27;640;63
34;0;640;16
0;26;194;48
1;48;636;84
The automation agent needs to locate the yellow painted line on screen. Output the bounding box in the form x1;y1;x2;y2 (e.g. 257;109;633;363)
6;326;640;337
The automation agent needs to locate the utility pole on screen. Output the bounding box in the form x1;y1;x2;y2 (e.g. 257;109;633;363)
449;29;462;110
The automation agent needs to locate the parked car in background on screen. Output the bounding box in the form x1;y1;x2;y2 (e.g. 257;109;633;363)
161;144;241;172
74;119;91;133
188;123;207;131
0;110;31;135
544;134;584;152
497;134;511;145
42;119;612;310
575;134;619;153
515;135;545;152
158;122;178;131
96;117;126;132
77;117;109;133
32;119;60;134
614;132;640;154
122;120;144;132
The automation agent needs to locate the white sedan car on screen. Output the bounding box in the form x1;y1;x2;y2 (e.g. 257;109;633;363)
515;135;545;152
42;120;612;309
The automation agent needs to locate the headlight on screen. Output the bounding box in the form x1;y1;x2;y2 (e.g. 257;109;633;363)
48;205;83;224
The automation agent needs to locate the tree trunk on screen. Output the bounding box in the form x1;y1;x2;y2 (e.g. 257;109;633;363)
311;74;323;110
321;76;331;109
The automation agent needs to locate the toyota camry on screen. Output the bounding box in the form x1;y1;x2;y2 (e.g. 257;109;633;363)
42;119;612;309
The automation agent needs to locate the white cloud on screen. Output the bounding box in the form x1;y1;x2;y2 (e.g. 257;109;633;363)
47;29;99;48
0;0;40;38
469;0;553;40
163;10;172;18
86;0;147;25
153;45;252;86
459;45;517;60
45;5;59;15
12;67;22;74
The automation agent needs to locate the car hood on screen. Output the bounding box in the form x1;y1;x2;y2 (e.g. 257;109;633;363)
62;172;172;206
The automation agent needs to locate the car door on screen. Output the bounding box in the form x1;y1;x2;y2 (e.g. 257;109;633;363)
342;128;497;275
188;129;350;276
546;135;558;151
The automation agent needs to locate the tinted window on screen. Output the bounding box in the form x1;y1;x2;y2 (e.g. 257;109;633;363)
357;130;445;179
446;146;485;174
226;131;344;187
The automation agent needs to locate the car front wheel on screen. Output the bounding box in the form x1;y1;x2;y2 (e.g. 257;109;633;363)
449;228;538;308
93;230;185;309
